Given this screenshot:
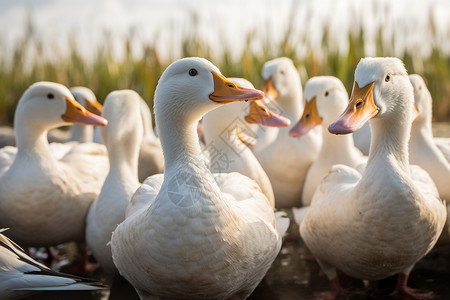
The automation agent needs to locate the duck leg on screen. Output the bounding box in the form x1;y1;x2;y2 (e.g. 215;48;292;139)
314;261;345;299
389;267;434;299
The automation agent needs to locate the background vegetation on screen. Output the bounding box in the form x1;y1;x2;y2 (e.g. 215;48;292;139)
0;3;449;126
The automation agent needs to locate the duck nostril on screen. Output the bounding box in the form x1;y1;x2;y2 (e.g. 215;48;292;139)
355;101;363;108
305;113;310;119
227;84;234;88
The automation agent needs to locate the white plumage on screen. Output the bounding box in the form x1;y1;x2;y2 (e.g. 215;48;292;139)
301;57;446;297
0;82;109;247
111;57;288;300
86;90;144;274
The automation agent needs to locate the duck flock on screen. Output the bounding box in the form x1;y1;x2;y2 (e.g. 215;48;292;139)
0;56;449;300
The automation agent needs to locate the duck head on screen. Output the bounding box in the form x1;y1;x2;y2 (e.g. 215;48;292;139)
70;86;103;116
153;57;264;126
290;76;348;137
328;57;413;134
409;74;431;124
14;81;107;132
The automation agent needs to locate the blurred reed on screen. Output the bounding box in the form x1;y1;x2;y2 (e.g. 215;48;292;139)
0;3;449;126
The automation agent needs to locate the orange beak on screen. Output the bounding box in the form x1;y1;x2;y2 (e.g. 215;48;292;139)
289;97;322;137
85;99;103;116
328;81;379;134
245;100;290;127
62;96;108;126
209;72;264;103
261;77;279;104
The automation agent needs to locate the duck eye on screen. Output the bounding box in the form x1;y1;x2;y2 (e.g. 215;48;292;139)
418;85;422;91
385;74;391;82
325;91;329;97
280;70;285;75
189;68;198;76
47;93;54;99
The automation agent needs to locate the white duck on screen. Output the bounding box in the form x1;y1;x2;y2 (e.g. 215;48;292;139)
0;81;109;247
0;228;106;299
289;76;366;207
111;57;288;300
251;57;322;208
86;90;143;274
202;77;290;207
301;57;446;298
409;74;450;201
68;86;103;143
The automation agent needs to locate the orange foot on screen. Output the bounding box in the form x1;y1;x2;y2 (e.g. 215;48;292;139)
390;273;435;299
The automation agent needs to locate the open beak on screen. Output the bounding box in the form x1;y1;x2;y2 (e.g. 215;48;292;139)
289;97;322;137
244;100;290;127
62;96;108;126
209;72;264;103
261;77;279;104
85;99;103;116
328;81;379;135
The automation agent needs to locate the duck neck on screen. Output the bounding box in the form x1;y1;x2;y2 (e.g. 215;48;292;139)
107;144;139;182
277;86;303;123
158;114;205;172
157;110;228;210
14;120;54;161
367;117;411;173
410;117;434;146
322;126;356;153
69;124;93;143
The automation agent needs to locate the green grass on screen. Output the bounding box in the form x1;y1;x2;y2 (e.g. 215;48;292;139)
0;4;449;126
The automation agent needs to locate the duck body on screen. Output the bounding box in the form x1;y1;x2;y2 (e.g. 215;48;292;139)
86;90;143;274
0;148;105;246
301;58;446;295
0;82;108;247
408;74;450;201
257;131;320;208
115;166;280;300
303;160;443;280
111;58;284;300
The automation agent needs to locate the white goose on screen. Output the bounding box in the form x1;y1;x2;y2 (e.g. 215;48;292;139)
290;76;366;207
111;57;287;300
68;86;103;143
202;77;290;207
0;81;109;247
0;228;106;299
251;57;322;208
301;57;446;298
86;90;143;274
409;74;450;201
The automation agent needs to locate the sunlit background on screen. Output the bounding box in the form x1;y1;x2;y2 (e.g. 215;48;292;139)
1;0;449;125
